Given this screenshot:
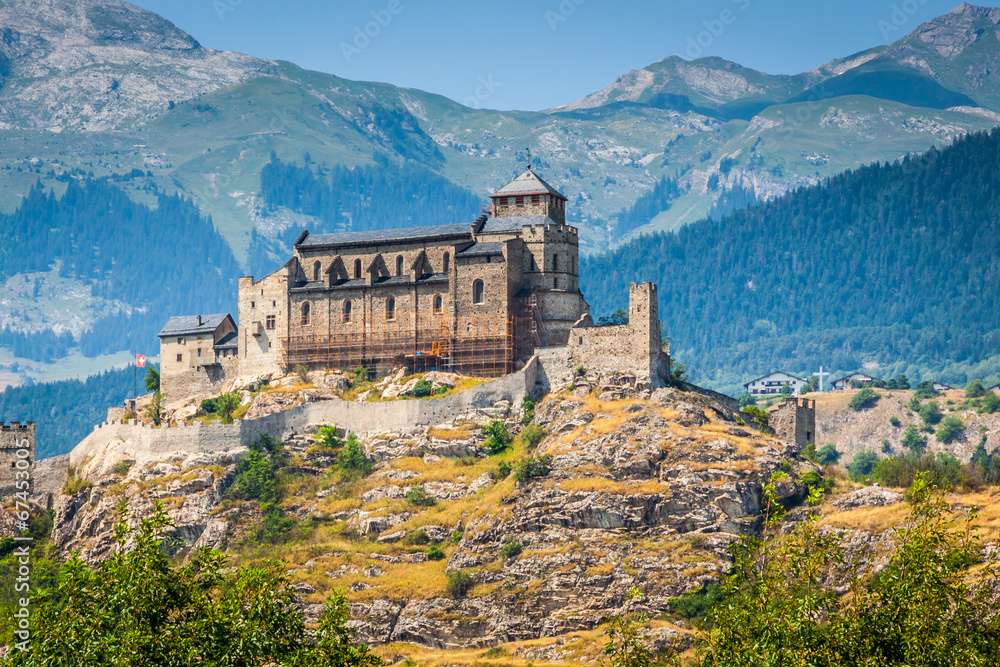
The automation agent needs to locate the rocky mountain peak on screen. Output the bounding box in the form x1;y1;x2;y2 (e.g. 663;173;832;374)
909;2;1000;59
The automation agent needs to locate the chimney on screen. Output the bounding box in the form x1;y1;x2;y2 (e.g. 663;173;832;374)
196;315;202;326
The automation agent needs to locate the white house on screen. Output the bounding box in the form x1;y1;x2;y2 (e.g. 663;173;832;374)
989;383;1000;394
744;372;806;397
933;382;954;392
833;372;876;391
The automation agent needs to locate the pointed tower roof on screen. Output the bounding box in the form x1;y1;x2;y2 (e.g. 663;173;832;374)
491;169;567;200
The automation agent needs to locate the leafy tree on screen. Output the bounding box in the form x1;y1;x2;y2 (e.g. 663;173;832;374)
216;392;241;424
980;392;1000;414
848;387;880;411
847;450;879;478
601;590;667;667
143;366;160;392
966;379;987;398
1;502;382;667
901;424;926;454
143;390;164;426
597;308;629;326
779;384;793;398
314;425;345;450
913;380;939;400
895;375;910;390
738;393;757;408
740;406;770;430
338;433;373;475
695;474;1000;666
815;444;841;466
935;416;965;443
229;444;281;504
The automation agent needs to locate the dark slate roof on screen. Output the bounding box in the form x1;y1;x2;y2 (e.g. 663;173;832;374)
457;242;504;257
297;223;472;249
833;372;876;384
159;314;231;338
743;371;805;387
479;215;555;234
289;273;450;293
214;331;238;349
491;169;566;199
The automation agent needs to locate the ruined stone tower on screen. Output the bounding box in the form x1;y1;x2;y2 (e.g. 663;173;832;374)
0;421;35;496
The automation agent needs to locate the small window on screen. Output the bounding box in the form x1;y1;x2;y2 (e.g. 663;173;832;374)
301;302;311;326
553;254;559;271
265;315;276;330
343;300;352;323
515;195;523;205
553;278;559;289
251;301;255;309
198;348;202;357
354;259;362;279
530;256;537;271
176;353;182;362
396;255;404;276
473;280;485;304
433;295;443;313
443;252;450;273
313;261;321;282
176;337;183;345
386;297;395;321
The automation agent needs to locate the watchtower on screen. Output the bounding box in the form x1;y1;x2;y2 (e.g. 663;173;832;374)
0;421;35;496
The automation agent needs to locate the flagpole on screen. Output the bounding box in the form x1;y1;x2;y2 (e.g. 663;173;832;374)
133;350;137;402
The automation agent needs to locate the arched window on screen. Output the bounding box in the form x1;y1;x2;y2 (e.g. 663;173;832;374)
301;302;311;326
354;259;362;279
443;252;450;273
313;261;321;282
386;297;395;321
343;300;352;323
552;254;559;271
433;295;443;313
396;255;404;276
473;280;484;305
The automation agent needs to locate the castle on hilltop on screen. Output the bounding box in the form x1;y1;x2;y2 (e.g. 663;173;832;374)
158;168;667;403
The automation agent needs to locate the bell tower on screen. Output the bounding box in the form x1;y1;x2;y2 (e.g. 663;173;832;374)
489;168;568;224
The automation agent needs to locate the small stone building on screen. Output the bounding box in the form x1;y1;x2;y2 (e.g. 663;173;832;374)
769;398;816;452
158;314;239;402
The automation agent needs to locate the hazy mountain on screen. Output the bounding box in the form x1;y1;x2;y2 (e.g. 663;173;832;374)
1;0;999;387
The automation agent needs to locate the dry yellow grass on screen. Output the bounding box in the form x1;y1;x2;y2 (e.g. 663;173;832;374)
427;425;474;441
558;477;669;496
821;503;911;533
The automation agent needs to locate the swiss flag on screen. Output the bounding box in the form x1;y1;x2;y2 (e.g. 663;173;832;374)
136;354;147;368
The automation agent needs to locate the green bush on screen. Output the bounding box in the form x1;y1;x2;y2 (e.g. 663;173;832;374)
255;502;295;543
491;461;512;480
849;387;880;411
966;379;987;398
800;470;832;494
873;453;968;490
901;424;926;454
445;571;474;599
738;393;757;408
482;420;513;455
409;529;430;546
847;450;879;478
520;424;545;450
668;581;726;621
980;392;1000;414
498;537;523;560
405;485;436;506
200;397;219;414
740;406;770;430
513;454;553;484
216;392;241;424
888;416;901;427
815;444;841;466
918;400;942;426
427;544;446;561
936;416;965;443
521;396;536;424
881;439;893;454
338;434;373;475
228;444;281;504
411;379;433;398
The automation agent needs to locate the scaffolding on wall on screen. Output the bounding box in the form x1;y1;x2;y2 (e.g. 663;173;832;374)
284;308;534;378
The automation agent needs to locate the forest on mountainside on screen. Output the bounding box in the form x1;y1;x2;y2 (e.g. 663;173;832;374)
0;178;240;357
249;156;484;277
0;366;135;459
582;128;1000;396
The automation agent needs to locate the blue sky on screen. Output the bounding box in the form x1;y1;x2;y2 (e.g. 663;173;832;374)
133;0;979;111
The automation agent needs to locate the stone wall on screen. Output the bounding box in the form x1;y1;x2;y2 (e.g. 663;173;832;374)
0;422;34;497
67;358;539;479
770;398;817;453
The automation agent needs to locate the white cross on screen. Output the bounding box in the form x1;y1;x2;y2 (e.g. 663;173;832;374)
813;366;830;392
